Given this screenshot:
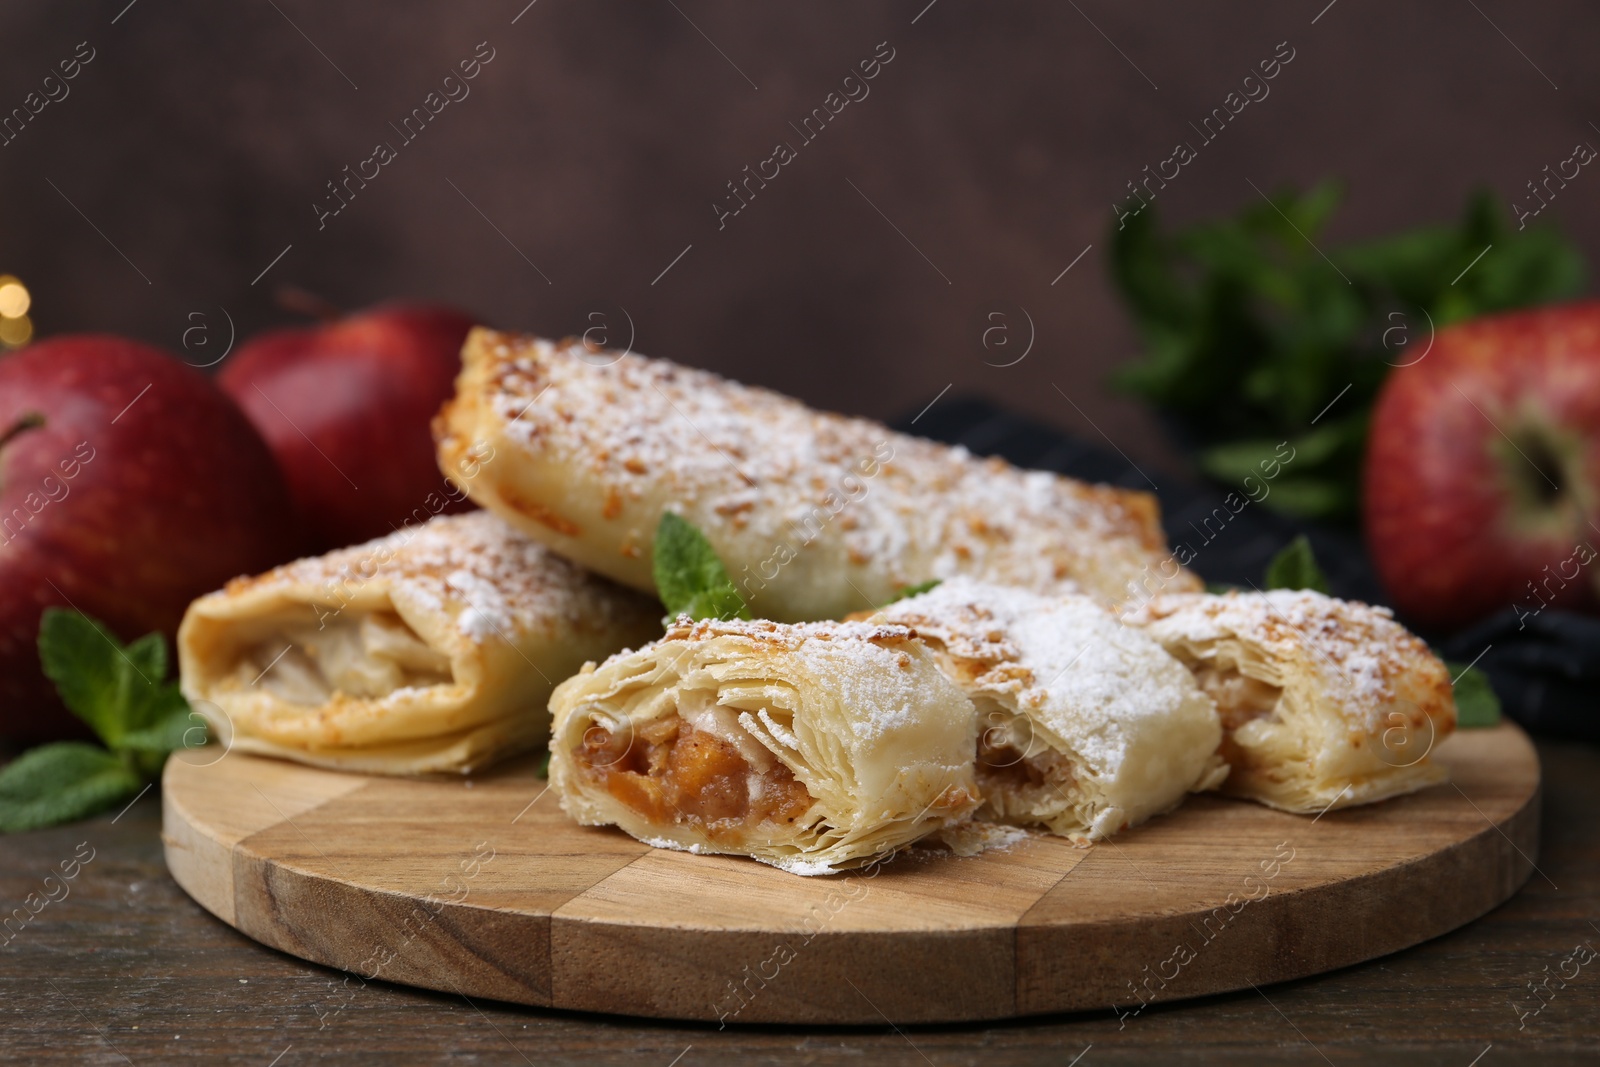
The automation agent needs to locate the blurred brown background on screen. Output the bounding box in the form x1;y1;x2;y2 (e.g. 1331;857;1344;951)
1;0;1596;476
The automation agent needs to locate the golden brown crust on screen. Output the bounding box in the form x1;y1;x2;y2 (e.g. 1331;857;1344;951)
1129;590;1457;812
435;328;1198;620
871;579;1226;842
178;512;661;775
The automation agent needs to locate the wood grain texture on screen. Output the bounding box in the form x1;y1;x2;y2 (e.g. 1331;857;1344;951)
4;735;1596;1065
159;748;368;926
1016;725;1542;1017
159;723;1540;1025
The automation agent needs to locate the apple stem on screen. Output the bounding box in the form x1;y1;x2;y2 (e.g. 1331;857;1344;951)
0;411;43;495
0;411;44;451
274;286;343;324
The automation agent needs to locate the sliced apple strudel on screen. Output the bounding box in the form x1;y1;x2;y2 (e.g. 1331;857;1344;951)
177;512;660;774
434;329;1197;622
547;616;981;875
870;579;1227;843
1128;590;1457;813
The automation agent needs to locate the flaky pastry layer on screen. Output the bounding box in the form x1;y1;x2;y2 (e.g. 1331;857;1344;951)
1128;590;1457;813
549;616;980;875
435;329;1198;621
178;512;659;774
873;578;1226;842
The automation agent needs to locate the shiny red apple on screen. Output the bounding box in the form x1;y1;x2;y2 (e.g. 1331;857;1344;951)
219;303;476;552
1364;300;1600;630
0;335;299;741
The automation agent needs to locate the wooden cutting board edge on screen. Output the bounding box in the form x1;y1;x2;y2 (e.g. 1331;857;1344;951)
161;723;1541;1026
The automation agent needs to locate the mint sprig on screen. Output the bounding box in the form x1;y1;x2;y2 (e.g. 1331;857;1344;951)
0;743;142;832
0;608;202;833
879;579;941;607
1444;661;1502;729
652;512;750;622
1263;535;1331;594
1110;185;1585;521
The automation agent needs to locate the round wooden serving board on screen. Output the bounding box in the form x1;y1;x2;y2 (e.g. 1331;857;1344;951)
162;723;1539;1025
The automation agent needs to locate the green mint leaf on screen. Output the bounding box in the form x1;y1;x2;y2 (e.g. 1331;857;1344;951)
121;704;206;778
0;742;141;833
120;704;203;756
1447;663;1502;728
1205;582;1240;595
18;609;194;832
122;631;168;693
39;608;140;748
652;512;750;622
1264;535;1330;594
125;678;191;746
535;750;551;779
119;630;193;738
681;585;750;623
38;608;190;753
879;579;941;607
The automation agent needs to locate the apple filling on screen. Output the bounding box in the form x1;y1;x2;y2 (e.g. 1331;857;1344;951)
973;707;1076;816
242;611;453;705
574;713;815;843
1191;664;1282;767
1192;665;1283;731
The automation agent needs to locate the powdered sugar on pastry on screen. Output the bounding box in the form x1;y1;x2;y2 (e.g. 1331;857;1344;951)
880;578;1213;772
1126;589;1457;814
224;510;644;647
1128;589;1434;734
659;616;931;743
178;512;661;775
435;329;1198;620
547;614;980;875
875;578;1225;843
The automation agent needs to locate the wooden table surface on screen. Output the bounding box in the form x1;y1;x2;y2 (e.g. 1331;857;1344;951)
3;739;1597;1066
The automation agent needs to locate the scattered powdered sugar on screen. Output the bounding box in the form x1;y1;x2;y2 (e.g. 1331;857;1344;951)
881;577;1203;772
454;605;495;642
467;332;1192;607
754;707;800;750
445;568;511;640
661;615;918;649
928;820;1033;857
770;855;842;877
659;616;934;742
225;511;652;646
638;836;703;855
1131;589;1437;728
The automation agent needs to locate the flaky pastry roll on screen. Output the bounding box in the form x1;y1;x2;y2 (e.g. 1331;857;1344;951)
871;579;1226;843
434;329;1196;621
548;617;981;875
177;512;659;774
1128;590;1457;813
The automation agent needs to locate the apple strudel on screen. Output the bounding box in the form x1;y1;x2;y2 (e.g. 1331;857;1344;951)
177;512;660;774
548;616;981;875
870;579;1227;843
433;329;1197;622
1128;590;1457;813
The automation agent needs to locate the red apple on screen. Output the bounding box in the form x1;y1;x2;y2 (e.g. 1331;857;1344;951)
0;335;299;741
1364;299;1600;630
219;303;476;551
